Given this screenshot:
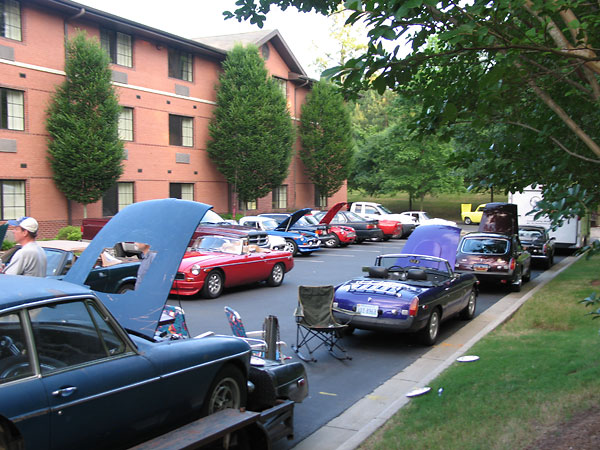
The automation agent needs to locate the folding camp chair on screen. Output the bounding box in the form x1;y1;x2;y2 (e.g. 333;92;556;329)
224;307;289;362
292;285;351;362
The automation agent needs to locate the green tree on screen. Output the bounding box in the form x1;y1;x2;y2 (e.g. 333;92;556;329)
46;31;124;218
207;44;294;214
299;81;354;199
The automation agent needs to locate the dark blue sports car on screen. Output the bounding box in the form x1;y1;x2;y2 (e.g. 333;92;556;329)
333;225;479;345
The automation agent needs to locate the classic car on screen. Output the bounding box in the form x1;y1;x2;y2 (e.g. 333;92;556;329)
259;209;338;247
455;232;532;291
518;225;555;268
349;202;416;237
0;199;308;449
461;203;487;225
304;212;356;247
2;241;140;294
333;225;478;345
401;211;457;227
170;235;294;298
238;216;321;255
313;210;384;243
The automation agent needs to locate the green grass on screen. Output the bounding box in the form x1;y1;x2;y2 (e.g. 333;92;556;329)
347;191;507;222
361;256;600;450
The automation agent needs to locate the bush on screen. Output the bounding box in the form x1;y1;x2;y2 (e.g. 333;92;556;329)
56;226;82;241
1;240;15;251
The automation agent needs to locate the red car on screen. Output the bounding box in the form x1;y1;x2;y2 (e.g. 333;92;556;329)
377;219;403;240
171;235;294;298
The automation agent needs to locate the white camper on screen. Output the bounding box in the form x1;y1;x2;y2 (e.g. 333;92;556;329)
508;186;589;249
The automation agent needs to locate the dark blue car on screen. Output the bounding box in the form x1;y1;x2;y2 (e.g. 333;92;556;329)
333;225;479;345
0;200;253;449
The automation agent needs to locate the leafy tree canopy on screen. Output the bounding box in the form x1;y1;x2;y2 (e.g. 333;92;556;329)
207;44;294;206
299;81;354;198
46;31;124;216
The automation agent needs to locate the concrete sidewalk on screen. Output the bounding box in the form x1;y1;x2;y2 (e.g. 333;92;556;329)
294;249;586;450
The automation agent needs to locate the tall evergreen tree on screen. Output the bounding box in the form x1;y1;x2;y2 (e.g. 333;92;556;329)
46;31;124;218
207;44;294;213
299;81;354;199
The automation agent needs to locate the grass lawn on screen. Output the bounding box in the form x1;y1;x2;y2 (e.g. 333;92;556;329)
347;191;507;223
360;255;600;449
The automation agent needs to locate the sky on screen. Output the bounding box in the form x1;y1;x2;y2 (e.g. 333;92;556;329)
75;0;336;78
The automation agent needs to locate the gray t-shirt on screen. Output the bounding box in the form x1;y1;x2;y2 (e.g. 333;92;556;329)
4;241;47;277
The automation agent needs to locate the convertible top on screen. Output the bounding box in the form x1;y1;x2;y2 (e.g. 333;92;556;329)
402;224;461;268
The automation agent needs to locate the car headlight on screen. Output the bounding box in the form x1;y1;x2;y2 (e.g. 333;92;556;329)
190;264;202;276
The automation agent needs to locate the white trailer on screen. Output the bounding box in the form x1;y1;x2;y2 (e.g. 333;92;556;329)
508;186;589;249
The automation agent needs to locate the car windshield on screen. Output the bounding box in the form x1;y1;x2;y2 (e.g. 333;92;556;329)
192;236;244;255
199;210;226;224
303;215;319;225
378;255;449;273
295;216;312;226
345;211;366;222
519;229;544;241
421;212;431;220
261;219;280;230
461;238;509;255
379;205;392;214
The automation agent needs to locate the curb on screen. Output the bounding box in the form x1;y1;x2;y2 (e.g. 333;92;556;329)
293;254;581;450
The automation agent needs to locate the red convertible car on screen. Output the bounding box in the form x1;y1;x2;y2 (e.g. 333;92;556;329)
171;235;294;298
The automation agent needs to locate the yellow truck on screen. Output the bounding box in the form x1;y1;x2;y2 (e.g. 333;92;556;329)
461;203;487;225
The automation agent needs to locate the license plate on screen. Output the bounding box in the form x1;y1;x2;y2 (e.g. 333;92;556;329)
474;264;489;272
357;304;378;317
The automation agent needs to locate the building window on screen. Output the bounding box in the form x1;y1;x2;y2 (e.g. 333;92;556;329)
314;189;327;209
0;179;25;220
169;183;194;201
1;0;21;41
102;182;134;216
100;29;133;67
118;107;133;141
169;115;193;147
168;49;193;82
239;198;257;211
272;185;287;209
273;77;287;98
0;88;24;130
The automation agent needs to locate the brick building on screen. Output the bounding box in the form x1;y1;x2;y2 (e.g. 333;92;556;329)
0;0;347;238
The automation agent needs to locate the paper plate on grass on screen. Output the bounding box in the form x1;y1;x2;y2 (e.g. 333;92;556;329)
457;355;479;363
406;387;431;398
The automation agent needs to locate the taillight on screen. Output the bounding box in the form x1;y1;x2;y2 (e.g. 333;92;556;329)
509;258;516;270
409;297;419;317
542;243;547;252
367;224;375;229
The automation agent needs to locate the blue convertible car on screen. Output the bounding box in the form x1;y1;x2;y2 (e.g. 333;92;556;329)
333;225;479;345
0;200;306;449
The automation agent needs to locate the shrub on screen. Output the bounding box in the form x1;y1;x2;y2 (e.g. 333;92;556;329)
56;226;82;241
1;240;15;251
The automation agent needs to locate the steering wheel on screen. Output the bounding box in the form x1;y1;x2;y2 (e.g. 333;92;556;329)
386;265;405;272
0;336;20;357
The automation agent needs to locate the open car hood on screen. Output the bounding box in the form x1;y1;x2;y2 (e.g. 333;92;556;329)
275;208;312;231
64;199;211;337
318;202;348;225
401;224;461;268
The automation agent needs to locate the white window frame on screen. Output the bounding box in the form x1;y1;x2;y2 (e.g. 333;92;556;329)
117;182;134;211
1;179;26;220
1;88;24;131
1;0;21;41
118;107;133;141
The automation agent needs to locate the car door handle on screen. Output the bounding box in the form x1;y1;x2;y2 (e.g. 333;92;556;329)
52;386;77;397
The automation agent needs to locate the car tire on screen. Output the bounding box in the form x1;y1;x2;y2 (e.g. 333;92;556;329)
202;270;224;299
464;217;472;225
0;423;17;450
511;268;522;292
284;239;298;256
546;254;554;269
459;290;477;320
267;263;285;287
201;365;247;416
523;264;531;282
324;235;340;248
117;283;135;294
341;325;355;336
419;308;441;346
382;236;390;241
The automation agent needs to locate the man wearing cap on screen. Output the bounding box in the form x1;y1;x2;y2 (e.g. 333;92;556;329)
1;217;47;277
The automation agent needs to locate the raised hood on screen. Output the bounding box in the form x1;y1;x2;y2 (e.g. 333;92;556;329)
276;208;312;231
318;202;348;225
402;224;461;267
64;199;212;337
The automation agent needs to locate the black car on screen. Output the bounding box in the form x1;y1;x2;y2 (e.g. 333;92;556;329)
260;209;338;246
518;226;555;269
313;210;384;243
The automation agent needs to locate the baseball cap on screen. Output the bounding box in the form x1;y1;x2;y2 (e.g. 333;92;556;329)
8;217;39;234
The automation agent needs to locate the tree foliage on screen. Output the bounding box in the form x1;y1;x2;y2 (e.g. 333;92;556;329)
299;81;354;198
207;44;294;207
46;31;124;216
225;0;600;222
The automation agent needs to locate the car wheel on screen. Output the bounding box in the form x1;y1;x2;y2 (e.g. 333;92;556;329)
546;253;554;269
202;365;246;416
117;283;135;294
464;217;472;225
523;264;531;282
511;268;522;292
382;236;390;241
460;290;477;320
284;239;298;256
419;308;441;346
267;263;285;287
202;270;224;299
324;235;340;248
